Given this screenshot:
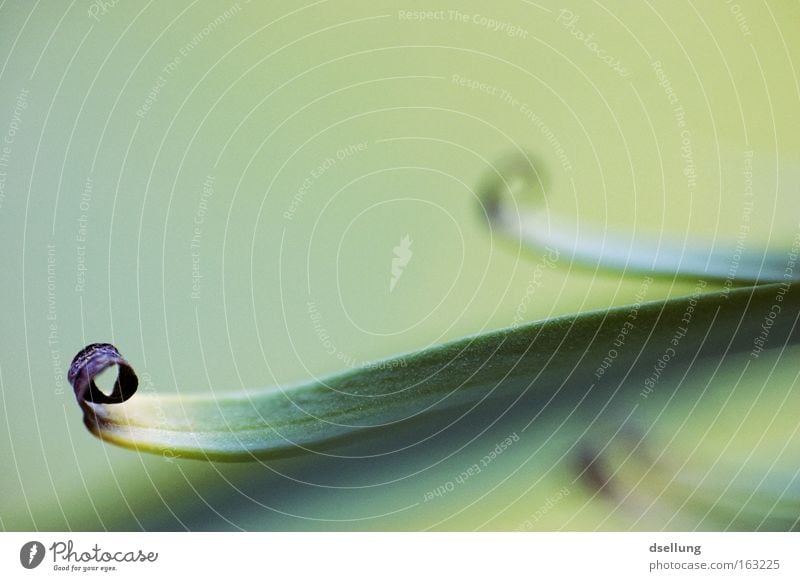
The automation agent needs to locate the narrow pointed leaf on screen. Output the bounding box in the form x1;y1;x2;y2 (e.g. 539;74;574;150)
70;282;799;461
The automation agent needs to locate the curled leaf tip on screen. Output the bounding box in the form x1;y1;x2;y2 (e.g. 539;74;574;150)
68;343;138;409
478;152;543;225
576;445;614;498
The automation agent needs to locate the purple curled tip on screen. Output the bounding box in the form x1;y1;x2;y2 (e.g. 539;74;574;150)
68;343;138;407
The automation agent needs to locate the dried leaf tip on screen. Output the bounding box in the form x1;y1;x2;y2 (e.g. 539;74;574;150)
68;343;138;409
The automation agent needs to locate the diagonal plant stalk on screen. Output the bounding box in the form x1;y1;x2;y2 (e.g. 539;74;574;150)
69;282;800;461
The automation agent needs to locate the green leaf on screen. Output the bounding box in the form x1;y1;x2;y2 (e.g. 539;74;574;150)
69;281;799;462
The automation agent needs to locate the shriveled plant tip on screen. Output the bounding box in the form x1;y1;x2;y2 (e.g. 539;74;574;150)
69;343;138;408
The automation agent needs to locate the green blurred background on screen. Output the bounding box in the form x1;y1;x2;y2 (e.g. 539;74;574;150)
1;0;799;530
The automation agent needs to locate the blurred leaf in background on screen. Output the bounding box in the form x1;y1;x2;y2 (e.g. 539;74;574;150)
1;0;799;531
